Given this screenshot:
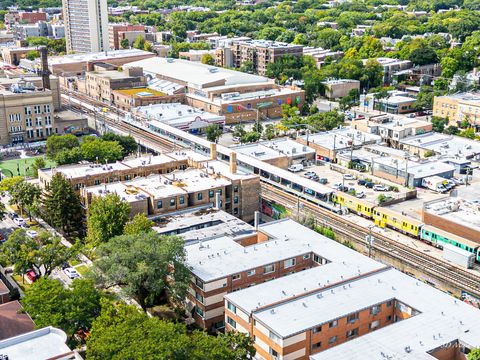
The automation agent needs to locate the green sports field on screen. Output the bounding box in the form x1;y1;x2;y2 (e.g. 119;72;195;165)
0;156;56;178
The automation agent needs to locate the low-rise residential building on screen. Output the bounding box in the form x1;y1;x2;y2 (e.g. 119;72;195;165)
13;22;64;41
233;138;316;169
136;103;224;133
352;114;432;147
321;79;360;100
108;24;146;50
302;47;344;68
4;11;47;30
368;57;412;85
433;93;480;127
125;57;305;123
399;132;480;160
374;95;416;114
1;46;38;66
223;220;480;360
296;128;381;162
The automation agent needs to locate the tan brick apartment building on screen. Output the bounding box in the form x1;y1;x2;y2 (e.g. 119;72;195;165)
108;24;146;50
216;40;303;76
433;93;480;127
125;57;305;123
220;219;480;360
0;76;61;145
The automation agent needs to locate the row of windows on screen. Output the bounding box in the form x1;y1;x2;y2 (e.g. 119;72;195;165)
24;105;50;115
157;196;186;209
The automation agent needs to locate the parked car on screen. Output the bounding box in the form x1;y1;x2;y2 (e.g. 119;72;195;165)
343;174;356;180
446;179;456;189
333;182;342;190
339;185;349;192
232;137;240;143
8;212;18;220
319;178;328;184
64;267;80;279
356;191;366;198
304;171;317;179
452;177;465;185
373;185;388;191
13;217;25;227
26;269;38;283
0;233;5;243
365;182;374;189
357;179;366;186
288;164;304;172
26;230;38;239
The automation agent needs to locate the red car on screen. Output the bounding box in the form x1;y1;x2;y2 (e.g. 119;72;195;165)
26;270;38;283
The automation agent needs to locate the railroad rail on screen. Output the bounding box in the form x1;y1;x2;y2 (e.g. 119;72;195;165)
261;183;480;297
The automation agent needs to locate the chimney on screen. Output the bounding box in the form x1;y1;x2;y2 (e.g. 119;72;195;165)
215;192;221;209
210;143;217;160
254;211;260;230
230;152;237;174
38;46;50;90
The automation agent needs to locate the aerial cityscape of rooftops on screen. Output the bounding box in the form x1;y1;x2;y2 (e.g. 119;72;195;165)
1;0;480;359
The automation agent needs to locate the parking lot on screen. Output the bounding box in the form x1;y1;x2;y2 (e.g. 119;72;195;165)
298;162;412;204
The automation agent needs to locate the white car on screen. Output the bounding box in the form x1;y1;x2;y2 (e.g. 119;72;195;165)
356;191;366;198
63;267;80;279
13;217;25;227
343;174;356;180
333;182;342;190
26;230;38;239
373;185;388;191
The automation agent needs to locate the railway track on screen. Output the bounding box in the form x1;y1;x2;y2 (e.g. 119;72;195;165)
261;183;480;297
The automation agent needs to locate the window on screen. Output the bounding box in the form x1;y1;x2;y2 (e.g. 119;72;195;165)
269;331;280;343
284;258;296;269
44;104;51;113
371;305;381;316
370;320;380;330
195;292;204;303
197;193;203;201
303;254;311;260
386;300;393;307
234;186;239;192
386;315;392;322
232;274;241;281
347;312;359;324
25;107;32;115
329;320;337;328
195;306;204;317
209;190;214;198
170;198;176;206
234;196;238;204
227;316;236;329
346;328;358;339
179;196;184;205
263;264;275;274
313;254;322;263
35;117;42;127
311;342;321;350
227;301;236;314
45;115;51;125
34;105;41;114
94;180;100;185
269;348;278;357
312;326;322;334
328;336;337;345
157;200;163;209
247;269;255;277
195;278;204;290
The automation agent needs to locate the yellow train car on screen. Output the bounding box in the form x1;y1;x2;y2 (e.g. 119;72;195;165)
332;191;375;218
372;207;423;237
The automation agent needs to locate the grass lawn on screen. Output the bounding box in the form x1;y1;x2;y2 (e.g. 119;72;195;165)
74;264;89;276
0;156;55;178
12;274;32;292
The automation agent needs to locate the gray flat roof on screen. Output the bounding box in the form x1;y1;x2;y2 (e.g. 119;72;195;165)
400;133;480;158
299;127;381;151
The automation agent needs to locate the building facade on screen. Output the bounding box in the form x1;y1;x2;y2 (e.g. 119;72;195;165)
62;0;109;54
433;93;480;127
108;24;146;50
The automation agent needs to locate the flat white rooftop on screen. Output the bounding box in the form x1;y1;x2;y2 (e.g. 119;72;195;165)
185;219;381;283
374;157;455;178
234;138;314;161
0;327;73;360
299;127;381;151
424;198;480;233
46;49;153;65
125;57;270;89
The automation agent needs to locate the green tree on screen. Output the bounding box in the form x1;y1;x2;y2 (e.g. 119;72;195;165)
444;125;460;135
31;157;46;178
241;131;261;143
239;60;254;74
54;147;84;165
101;133;137;158
87;300;255;359
233;124;247;139
133;35;146;50
80;138;123;163
408;47;439;66
460;127;476;139
0;176;23;192
25;50;40;61
22;278;102;340
0;202;6;221
120;38;130;49
0;229;80;278
42;173;83;237
205;124;223;143
93;233;190;310
264;124;276;140
123;213;154;236
431;117;448;132
201;53;215;65
86;193;130;247
9;180;41;220
469;348;480;360
46;134;80;161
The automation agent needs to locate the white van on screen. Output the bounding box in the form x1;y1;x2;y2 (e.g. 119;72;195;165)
288;164;304;172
